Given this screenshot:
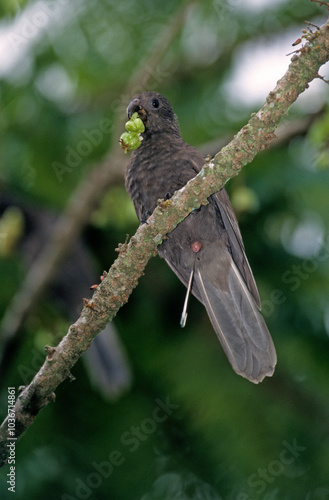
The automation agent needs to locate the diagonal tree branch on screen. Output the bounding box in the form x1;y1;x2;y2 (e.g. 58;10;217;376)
1;16;329;468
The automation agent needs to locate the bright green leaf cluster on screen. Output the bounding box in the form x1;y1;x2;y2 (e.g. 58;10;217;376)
119;112;145;153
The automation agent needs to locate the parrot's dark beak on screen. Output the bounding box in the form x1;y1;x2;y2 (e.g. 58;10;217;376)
127;98;147;122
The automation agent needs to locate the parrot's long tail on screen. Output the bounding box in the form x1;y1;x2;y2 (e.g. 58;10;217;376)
194;260;277;384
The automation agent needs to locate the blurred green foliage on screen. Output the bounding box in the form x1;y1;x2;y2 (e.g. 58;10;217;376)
1;0;329;499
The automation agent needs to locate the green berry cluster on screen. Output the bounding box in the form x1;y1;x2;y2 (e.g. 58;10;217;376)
119;112;145;153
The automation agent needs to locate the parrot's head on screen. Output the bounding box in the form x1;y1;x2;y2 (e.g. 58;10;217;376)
127;91;180;137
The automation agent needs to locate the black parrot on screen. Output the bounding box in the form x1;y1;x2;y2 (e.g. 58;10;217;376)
125;91;276;383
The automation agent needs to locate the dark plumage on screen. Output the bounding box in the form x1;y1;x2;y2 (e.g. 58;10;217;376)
125;91;276;383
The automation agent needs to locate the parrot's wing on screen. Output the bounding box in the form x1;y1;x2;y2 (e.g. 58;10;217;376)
213;189;261;308
183;146;261;308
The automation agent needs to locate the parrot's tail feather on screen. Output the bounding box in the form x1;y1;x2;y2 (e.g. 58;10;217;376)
195;262;276;383
180;262;195;328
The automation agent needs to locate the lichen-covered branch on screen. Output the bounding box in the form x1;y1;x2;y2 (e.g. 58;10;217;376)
1;16;329;468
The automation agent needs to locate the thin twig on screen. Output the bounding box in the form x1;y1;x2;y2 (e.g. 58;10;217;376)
310;0;329;9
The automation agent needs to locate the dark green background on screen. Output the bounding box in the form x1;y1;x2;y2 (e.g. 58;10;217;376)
1;0;329;499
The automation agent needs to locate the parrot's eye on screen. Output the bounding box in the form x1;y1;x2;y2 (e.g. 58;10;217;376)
151;98;160;109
